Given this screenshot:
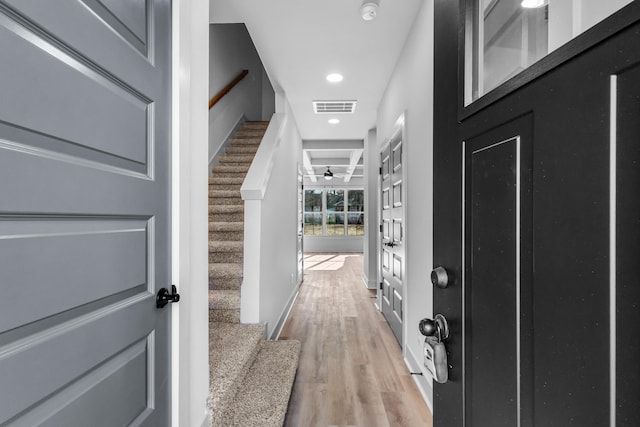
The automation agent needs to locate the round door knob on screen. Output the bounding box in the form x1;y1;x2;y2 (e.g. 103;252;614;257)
431;266;449;289
419;318;437;337
418;314;450;340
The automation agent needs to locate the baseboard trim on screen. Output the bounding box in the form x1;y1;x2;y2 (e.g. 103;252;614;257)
405;347;434;414
271;284;301;340
208;114;246;175
361;274;378;290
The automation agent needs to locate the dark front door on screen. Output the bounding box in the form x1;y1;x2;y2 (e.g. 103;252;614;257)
0;1;173;425
433;1;640;426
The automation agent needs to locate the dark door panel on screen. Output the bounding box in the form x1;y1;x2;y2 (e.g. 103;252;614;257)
434;1;640;426
615;61;640;426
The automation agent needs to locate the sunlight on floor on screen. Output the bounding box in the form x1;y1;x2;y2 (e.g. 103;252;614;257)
304;253;352;271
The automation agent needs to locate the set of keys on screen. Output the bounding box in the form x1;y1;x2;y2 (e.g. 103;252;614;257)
419;313;450;383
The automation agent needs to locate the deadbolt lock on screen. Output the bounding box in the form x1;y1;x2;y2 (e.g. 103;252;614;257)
431;266;449;289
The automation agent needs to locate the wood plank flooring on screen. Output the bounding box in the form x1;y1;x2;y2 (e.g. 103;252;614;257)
280;253;433;427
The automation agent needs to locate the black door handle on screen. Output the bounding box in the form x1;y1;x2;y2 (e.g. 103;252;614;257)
156;285;180;308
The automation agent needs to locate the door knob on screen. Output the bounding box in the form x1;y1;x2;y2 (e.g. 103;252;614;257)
419;314;450;384
431;266;449;289
418;313;449;341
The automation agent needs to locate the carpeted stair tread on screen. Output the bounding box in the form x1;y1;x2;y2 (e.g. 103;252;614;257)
209;189;241;198
209;252;244;264
225;146;259;155
208;322;265;426
207;120;299;427
209;184;242;193
209;289;240;310
209;199;241;207
209;196;241;206
209;276;242;291
209;231;243;242
210;176;245;185
242;121;269;128
209;214;243;223
231;340;301;427
219;155;255;164
229;139;261;147
209;185;242;194
209;204;243;214
210;308;240;324
212;165;250;174
209;221;244;232
209;240;243;251
209;221;244;242
209;263;243;279
233;131;265;138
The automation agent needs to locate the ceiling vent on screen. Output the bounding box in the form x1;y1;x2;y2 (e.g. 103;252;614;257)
313;100;357;114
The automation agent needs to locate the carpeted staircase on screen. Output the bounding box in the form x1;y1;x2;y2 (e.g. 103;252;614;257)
208;121;300;427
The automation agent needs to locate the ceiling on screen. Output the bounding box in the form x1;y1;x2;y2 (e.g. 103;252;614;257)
210;0;423;180
302;139;364;184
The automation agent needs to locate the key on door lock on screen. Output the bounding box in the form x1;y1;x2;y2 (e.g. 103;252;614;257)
418;314;449;383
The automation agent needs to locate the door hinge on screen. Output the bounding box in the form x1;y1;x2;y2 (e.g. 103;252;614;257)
379;166;383;175
380;282;384;290
380;224;383;233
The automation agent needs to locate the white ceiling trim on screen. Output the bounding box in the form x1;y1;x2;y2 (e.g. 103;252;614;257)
302;150;317;183
344;149;364;183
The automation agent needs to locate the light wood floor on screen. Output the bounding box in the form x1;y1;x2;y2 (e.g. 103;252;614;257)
280;253;433;427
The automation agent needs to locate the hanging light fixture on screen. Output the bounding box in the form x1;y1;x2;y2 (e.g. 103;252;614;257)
360;0;380;21
521;0;545;8
324;167;334;180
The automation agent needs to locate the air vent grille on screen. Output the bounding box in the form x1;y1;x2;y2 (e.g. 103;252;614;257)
313;100;357;114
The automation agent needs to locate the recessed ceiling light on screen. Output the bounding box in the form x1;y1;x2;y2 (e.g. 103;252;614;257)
521;0;545;8
328;119;340;125
326;73;343;83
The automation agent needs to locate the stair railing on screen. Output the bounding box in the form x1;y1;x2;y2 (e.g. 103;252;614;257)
208;69;249;110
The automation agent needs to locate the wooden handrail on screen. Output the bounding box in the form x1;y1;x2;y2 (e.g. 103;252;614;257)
208;69;249;110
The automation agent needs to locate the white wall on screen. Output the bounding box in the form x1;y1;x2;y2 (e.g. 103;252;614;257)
304;236;364;253
363;128;379;289
258;108;303;337
261;68;276;120
172;0;210;426
209;23;267;119
376;0;434;409
241;99;303;339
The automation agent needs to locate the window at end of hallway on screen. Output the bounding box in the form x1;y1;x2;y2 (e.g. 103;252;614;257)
304;188;364;237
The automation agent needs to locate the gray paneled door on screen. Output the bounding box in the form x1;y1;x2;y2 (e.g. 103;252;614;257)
380;133;404;345
297;167;304;284
0;1;172;425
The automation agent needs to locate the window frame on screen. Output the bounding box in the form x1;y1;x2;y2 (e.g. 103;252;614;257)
303;188;365;237
459;0;639;119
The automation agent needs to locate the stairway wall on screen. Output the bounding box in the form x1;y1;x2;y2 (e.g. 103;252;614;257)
241;108;304;338
209;23;275;172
